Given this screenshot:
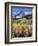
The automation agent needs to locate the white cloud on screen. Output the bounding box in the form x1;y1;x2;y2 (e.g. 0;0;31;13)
16;16;21;18
24;12;32;15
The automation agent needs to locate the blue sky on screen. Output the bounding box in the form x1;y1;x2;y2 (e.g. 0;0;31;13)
11;6;32;18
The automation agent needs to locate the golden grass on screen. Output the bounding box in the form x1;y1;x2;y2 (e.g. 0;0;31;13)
12;23;32;35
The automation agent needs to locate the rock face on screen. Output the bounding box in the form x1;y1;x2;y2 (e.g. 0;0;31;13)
12;11;32;20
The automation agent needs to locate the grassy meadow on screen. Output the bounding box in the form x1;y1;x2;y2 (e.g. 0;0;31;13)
11;18;32;38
